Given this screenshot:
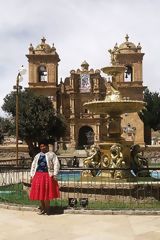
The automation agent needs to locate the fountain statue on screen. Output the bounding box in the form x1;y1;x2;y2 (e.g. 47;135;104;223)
83;64;148;178
83;144;101;177
130;144;149;176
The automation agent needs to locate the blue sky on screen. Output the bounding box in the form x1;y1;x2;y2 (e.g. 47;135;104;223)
0;0;160;116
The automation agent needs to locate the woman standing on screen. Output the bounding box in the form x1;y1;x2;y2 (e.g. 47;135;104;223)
30;141;60;215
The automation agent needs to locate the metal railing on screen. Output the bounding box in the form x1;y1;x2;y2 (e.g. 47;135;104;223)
0;164;160;210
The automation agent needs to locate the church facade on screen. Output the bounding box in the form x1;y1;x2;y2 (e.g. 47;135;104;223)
26;35;146;149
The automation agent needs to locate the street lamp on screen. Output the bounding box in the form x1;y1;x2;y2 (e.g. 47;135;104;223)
14;66;26;166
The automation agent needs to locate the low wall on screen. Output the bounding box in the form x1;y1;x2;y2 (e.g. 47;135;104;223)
0;144;29;160
143;145;160;161
0;144;160;161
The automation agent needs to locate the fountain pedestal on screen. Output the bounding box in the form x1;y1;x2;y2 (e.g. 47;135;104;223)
107;115;123;139
99;140;132;168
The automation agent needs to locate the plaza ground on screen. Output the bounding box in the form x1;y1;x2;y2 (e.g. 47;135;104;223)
0;207;160;240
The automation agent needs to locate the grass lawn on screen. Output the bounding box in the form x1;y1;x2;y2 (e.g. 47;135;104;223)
0;183;160;210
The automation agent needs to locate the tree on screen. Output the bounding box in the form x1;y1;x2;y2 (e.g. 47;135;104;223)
139;88;160;144
2;89;67;157
0;117;14;144
0;117;14;136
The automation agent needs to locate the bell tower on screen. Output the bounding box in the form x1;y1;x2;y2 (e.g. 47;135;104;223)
108;34;145;100
26;37;60;107
108;35;146;144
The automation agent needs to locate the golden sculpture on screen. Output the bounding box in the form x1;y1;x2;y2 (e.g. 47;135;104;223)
110;143;125;179
83;145;101;177
83;143;126;179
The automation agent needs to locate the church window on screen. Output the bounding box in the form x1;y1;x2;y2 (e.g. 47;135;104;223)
38;65;48;82
124;65;133;82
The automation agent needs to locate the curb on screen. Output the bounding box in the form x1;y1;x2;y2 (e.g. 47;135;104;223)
0;203;37;212
64;209;160;215
0;203;160;215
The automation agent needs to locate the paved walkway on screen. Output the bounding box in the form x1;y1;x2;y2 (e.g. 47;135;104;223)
0;208;160;240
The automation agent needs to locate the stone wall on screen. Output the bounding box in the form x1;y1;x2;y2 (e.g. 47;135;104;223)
0;145;30;160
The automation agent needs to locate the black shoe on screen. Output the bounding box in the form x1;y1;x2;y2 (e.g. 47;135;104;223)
45;210;51;215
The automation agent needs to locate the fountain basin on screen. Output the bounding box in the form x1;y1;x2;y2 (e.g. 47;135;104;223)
101;66;125;76
84;100;145;115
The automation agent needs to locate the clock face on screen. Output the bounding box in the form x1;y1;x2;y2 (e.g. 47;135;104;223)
80;74;91;92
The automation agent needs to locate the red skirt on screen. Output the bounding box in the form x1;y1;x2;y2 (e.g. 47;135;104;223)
30;172;60;200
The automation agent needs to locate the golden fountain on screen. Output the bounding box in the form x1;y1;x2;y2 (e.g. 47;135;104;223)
83;65;146;178
84;66;145;141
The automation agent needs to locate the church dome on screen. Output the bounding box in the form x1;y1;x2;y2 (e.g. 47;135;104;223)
35;37;53;54
118;34;137;53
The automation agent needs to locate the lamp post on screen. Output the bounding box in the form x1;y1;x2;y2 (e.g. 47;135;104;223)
14;66;26;166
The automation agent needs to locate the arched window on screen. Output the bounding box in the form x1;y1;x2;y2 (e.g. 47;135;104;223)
124;65;133;82
78;126;94;149
38;65;48;82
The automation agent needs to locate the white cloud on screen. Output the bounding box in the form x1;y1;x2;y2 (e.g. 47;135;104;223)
0;0;160;116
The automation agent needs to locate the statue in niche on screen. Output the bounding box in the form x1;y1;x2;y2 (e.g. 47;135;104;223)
110;143;125;179
130;144;149;177
83;144;101;177
123;123;136;141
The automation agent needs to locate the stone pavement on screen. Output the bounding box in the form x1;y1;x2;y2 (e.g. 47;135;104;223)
0;207;160;240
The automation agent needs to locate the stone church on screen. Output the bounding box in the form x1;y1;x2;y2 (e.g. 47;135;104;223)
26;35;146;149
